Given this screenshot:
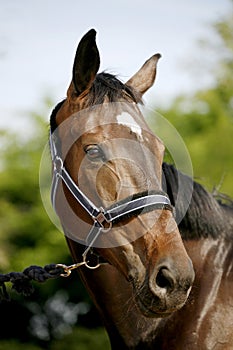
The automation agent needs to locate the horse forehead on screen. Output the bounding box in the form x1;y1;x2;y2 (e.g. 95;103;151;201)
71;103;150;140
57;102;164;163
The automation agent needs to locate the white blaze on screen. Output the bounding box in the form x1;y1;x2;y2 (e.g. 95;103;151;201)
117;112;143;141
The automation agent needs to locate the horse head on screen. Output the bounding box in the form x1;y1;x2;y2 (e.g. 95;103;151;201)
50;29;194;317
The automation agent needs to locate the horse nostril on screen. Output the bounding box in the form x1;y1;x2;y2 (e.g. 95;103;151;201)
156;267;175;291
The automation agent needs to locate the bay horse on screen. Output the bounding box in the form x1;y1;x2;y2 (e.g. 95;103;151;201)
49;29;232;348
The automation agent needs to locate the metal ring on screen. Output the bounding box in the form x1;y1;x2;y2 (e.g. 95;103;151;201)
84;261;101;270
56;261;86;277
82;252;101;270
56;263;72;277
101;220;112;233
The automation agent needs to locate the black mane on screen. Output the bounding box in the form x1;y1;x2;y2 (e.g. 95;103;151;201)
50;99;66;133
162;163;233;240
49;72;141;132
87;72;142;106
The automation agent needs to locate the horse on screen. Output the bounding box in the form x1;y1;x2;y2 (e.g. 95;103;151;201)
49;29;232;349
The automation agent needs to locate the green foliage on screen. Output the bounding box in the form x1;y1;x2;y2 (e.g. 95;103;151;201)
0;341;42;350
0;118;69;272
149;6;233;197
0;328;110;350
50;327;111;350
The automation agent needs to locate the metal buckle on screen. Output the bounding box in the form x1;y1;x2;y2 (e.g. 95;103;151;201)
94;208;112;232
95;211;108;225
53;156;63;176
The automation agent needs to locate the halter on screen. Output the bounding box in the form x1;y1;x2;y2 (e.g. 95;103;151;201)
50;131;173;269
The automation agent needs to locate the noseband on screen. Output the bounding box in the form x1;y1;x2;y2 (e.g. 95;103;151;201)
50;132;173;268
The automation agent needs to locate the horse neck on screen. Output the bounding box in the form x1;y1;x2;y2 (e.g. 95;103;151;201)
162;162;233;239
177;236;233;348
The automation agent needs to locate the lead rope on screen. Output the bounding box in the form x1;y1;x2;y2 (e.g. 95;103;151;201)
0;261;91;301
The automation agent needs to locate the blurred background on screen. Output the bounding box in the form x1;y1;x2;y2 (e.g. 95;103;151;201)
0;1;232;349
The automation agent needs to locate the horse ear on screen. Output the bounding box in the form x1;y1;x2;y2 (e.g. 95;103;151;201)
72;29;100;95
126;54;161;96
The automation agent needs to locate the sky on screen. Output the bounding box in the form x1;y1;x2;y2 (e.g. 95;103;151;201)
0;0;231;132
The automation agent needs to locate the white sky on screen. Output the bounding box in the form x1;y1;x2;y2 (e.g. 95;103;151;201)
0;0;231;132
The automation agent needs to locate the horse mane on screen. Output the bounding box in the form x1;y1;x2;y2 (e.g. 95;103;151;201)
50;72;142;132
87;72;142;105
162;163;233;240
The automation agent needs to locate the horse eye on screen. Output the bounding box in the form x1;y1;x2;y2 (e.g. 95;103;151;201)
84;145;105;161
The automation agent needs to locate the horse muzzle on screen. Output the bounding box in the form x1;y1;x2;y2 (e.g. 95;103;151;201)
133;257;195;318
